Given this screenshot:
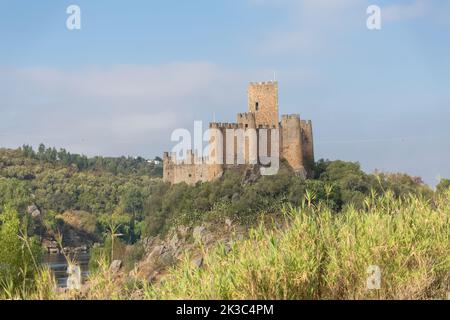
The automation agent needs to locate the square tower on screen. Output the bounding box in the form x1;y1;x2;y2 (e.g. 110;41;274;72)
248;81;279;128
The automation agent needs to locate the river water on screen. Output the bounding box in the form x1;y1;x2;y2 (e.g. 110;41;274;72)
42;253;90;288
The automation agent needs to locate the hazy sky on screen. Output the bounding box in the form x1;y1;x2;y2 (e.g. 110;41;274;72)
0;0;449;185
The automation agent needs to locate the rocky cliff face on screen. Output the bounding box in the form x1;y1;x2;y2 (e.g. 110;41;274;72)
131;218;247;285
57;215;256;299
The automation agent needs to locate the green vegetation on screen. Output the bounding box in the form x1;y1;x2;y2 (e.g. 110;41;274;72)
21;144;163;176
3;191;448;300
0;145;448;300
0;147;438;246
0;147;161;244
437;178;450;194
144;192;450;300
0;205;42;298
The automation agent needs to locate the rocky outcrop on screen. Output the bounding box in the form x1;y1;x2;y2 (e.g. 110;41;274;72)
131;218;245;285
110;260;123;274
241;166;261;185
27;205;41;219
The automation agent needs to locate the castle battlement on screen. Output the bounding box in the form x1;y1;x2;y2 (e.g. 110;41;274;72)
282;114;301;120
237;113;254;120
249;81;278;86
163;81;314;185
164;150;210;166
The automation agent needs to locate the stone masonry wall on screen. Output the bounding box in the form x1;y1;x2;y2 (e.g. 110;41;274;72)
281;114;305;175
248;82;279;128
300;120;315;171
163;81;314;184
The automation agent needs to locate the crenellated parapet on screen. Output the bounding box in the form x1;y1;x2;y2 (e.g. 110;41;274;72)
281;114;300;120
164;81;314;184
248;81;277;86
248;81;279;128
164;150;211;166
237;112;256;128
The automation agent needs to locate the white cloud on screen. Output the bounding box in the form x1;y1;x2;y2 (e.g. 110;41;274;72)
249;0;363;56
383;0;430;22
0;63;245;156
0;62;321;156
249;0;450;56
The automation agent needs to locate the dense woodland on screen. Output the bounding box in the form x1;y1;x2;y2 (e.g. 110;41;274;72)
0;145;449;298
0;145;448;243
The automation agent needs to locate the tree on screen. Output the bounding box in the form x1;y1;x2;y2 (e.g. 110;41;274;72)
21;145;35;158
38;143;46;159
436;178;450;194
0;205;41;292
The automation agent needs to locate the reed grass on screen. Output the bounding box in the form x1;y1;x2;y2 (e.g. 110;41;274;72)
2;191;449;300
144;192;450;300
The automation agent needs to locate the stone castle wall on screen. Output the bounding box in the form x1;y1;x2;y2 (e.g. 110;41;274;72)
300;120;315;169
163;81;314;185
248;82;279;128
163;151;220;185
281;114;304;175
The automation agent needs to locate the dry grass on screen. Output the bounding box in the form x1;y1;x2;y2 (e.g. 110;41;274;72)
2;191;449;300
144;192;450;300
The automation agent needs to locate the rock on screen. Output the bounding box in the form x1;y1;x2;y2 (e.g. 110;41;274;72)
159;251;176;267
66;265;82;290
109;260;123;273
224;242;232;254
142;236;162;255
73;246;88;253
48;247;60;254
225;218;233;228
177;225;190;239
241;166;260;185
169;233;179;250
31;210;41;219
147;271;159;284
203;233;214;245
193;226;206;242
128;268;137;278
27;205;41;219
231;193;240;203
147;245;165;262
192;256;203;269
295;167;307;179
173;242;186;258
27;205;38;214
80;283;90;297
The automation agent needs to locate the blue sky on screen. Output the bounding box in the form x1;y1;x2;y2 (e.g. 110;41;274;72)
0;0;449;185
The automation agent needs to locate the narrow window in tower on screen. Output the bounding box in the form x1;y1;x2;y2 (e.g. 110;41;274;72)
255;102;259;111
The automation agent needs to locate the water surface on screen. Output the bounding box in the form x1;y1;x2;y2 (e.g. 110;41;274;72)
42;253;90;288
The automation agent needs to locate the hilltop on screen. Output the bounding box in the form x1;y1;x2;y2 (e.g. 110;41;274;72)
0;145;440;248
0;145;449;299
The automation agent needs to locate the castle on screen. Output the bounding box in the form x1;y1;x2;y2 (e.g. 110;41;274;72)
163;81;314;185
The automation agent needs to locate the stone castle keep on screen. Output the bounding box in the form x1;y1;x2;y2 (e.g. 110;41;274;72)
163;81;314;185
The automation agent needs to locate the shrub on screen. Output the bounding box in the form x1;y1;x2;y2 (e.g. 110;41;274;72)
437;178;450;194
145;193;450;300
0;205;41;297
